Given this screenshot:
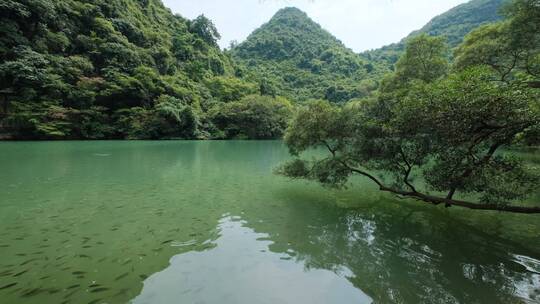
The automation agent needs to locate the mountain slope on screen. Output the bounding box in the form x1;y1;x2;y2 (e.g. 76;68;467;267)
231;8;373;103
362;0;508;76
0;0;513;139
0;0;250;139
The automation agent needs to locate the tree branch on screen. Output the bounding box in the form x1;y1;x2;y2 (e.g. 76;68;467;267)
499;52;519;82
320;142;540;214
322;140;336;157
336;159;385;189
381;183;540;214
398;148;417;192
339;162;540;214
388;189;540;214
447;141;502;202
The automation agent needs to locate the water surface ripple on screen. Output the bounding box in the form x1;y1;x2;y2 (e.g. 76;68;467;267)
0;141;539;304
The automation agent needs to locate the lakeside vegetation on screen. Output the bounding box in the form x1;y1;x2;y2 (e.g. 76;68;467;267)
0;1;539;303
0;0;523;141
279;0;539;213
0;0;286;139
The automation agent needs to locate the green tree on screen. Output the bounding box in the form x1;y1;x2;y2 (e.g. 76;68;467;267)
259;78;277;97
205;76;258;102
454;0;539;84
278;0;540;213
210;95;293;139
278;26;540;214
115;95;198;139
278;70;540;213
381;34;448;93
189;15;221;47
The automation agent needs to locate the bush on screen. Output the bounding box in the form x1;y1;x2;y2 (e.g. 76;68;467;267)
210;95;293;139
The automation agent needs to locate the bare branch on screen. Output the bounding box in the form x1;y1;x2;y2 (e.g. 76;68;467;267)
398;148;417;192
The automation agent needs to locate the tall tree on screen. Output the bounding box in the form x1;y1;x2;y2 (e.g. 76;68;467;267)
189;15;221;47
380;34;448;93
454;0;540;83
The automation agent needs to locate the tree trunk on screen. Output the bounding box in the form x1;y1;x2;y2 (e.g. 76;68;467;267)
379;186;540;214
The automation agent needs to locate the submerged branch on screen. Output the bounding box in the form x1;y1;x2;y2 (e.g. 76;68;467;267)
375;179;540;214
326;149;540;214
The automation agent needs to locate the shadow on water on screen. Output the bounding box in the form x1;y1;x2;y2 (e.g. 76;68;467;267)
133;216;372;304
242;189;540;304
133;187;540;304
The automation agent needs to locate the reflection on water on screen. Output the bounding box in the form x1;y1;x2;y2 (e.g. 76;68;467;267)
0;141;539;304
247;202;540;303
133;216;371;304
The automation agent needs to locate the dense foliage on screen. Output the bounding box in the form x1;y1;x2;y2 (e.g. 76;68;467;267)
231;7;374;104
454;0;539;81
232;1;508;103
0;0;530;141
279;0;540;213
0;0;293;139
361;0;507;79
210;95;293;139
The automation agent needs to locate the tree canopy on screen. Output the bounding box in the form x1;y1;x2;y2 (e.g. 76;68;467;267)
361;0;507;79
0;0;291;139
0;0;517;140
210;95;293;139
454;0;540;84
278;3;540;213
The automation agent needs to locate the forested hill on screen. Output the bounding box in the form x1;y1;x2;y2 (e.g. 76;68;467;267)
0;0;514;140
0;0;276;140
232;0;507;103
231;7;374;103
362;0;507;76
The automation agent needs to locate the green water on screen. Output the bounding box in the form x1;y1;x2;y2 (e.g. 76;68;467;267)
0;141;539;304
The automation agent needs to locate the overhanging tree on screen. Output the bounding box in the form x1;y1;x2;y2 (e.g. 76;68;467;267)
277;34;540;214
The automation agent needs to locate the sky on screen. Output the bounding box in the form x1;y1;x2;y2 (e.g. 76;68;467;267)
162;0;470;52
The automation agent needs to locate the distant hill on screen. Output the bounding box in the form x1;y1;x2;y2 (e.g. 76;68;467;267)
231;8;373;103
233;0;507;102
362;0;508;76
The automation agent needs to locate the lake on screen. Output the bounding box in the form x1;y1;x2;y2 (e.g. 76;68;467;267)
0;141;539;303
